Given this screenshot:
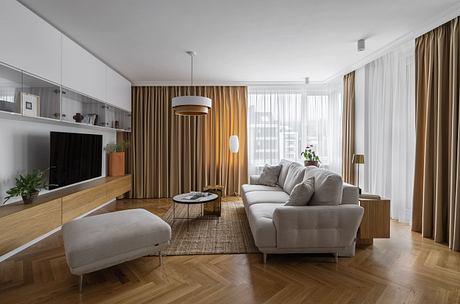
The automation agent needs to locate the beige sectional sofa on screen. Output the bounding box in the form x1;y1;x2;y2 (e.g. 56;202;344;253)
241;160;364;263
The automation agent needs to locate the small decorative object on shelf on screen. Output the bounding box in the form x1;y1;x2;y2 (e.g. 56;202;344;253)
301;144;320;167
21;93;40;117
105;141;129;177
73;112;84;123
3;169;55;205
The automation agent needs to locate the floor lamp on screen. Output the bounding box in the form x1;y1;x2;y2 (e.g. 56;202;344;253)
229;135;239;196
352;154;364;194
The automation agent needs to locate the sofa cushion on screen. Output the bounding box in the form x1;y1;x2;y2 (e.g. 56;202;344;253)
245;191;290;206
277;159;292;188
241;184;283;193
342;183;359;205
304;167;343;206
247;204;279;248
285;177;315;206
258;164;282;186
283;163;305;194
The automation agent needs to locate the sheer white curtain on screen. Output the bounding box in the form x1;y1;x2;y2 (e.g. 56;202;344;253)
364;41;415;223
247;80;343;175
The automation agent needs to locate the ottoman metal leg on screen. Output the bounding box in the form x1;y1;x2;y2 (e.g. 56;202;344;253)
159;251;163;266
79;275;84;293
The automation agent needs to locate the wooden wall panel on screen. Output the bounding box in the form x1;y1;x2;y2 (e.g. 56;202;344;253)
0;199;61;255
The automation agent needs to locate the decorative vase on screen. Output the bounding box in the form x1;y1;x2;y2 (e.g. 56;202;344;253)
108;152;125;177
22;190;39;204
73;113;84;123
304;160;319;167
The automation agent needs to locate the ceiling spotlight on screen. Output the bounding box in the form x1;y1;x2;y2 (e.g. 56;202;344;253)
304;77;310;84
357;39;366;52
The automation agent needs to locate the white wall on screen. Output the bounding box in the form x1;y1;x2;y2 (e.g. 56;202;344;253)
354;67;366;189
0;117;116;204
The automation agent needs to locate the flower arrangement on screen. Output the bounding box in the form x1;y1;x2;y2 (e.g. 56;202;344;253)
301;145;320;167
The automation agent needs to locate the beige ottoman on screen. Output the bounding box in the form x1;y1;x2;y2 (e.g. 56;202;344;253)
62;208;171;291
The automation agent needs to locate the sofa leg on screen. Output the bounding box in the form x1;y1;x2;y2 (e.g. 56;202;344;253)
79;275;84;293
334;252;339;263
263;253;267;264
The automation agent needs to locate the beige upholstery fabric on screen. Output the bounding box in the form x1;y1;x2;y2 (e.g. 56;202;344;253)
283;163;306;194
247;204;279;248
277;159;292;187
258;164;282;186
241;184;284;193
342;183;359;205
241;169;363;258
304;167;343;206
245;191;290;206
285;177;315;206
273;205;363;249
62;209;171;275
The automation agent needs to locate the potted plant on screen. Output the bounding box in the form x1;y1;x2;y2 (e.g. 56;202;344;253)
105;141;129;177
301;145;321;167
3;169;53;204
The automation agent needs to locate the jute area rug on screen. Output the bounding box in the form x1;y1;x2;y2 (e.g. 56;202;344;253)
162;200;259;256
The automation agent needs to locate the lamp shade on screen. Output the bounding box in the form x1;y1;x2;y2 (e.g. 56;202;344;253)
172;96;212;116
352;154;365;164
229;135;239;153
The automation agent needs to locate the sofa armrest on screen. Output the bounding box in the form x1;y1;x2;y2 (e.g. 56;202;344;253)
249;175;261;185
342;183;359;205
272;205;363;249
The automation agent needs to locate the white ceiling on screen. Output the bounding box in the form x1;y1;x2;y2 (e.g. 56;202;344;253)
19;0;460;84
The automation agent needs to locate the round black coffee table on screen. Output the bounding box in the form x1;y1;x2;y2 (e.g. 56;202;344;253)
172;192;218;229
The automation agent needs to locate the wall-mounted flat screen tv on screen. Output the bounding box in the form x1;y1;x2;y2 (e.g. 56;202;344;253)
49;132;102;189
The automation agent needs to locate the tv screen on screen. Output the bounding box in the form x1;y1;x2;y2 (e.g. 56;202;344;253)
49;132;102;189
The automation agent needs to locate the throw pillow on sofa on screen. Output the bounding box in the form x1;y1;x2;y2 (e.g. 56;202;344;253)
283;163;305;194
258;164;282;186
285;177;315;206
304;167;343;205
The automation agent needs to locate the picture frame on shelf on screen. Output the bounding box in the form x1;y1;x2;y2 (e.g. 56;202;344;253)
21;93;40;117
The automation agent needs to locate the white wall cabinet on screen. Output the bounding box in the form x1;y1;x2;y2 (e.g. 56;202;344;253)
0;0;61;84
62;36;107;102
106;67;131;112
0;0;131;112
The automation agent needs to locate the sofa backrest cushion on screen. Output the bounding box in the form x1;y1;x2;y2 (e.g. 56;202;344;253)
258;164;282;186
304;167;343;205
285;177;315;206
277;159;292;187
342;183;359;204
283;163;306;194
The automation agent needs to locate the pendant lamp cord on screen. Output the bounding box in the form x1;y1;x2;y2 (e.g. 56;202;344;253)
190;54;194;86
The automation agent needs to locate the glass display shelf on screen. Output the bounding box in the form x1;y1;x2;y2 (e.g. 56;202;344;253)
0;62;131;132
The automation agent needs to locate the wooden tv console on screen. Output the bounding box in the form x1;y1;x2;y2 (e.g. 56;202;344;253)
0;175;131;256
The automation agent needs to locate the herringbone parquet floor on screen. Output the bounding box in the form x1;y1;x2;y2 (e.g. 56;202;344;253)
1;197;459;304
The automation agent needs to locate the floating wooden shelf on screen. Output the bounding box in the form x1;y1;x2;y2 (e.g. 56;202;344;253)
0;175;131;256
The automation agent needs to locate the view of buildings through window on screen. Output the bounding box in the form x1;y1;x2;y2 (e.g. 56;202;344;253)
248;85;342;175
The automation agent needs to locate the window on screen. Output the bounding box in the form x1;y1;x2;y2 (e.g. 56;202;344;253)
248;82;343;175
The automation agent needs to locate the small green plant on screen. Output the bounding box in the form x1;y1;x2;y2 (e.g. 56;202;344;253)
3;169;53;204
105;141;129;153
301;145;320;163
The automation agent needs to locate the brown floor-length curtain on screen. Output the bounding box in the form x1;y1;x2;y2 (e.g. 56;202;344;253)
342;71;356;184
131;86;248;198
413;17;460;251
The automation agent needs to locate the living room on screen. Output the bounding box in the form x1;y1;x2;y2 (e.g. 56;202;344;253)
0;0;459;303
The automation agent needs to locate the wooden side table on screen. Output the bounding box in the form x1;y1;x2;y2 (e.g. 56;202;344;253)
357;198;391;246
203;185;224;217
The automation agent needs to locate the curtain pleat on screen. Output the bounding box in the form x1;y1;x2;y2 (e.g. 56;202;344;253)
131;86;248;198
342;72;356;184
413;17;460;251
